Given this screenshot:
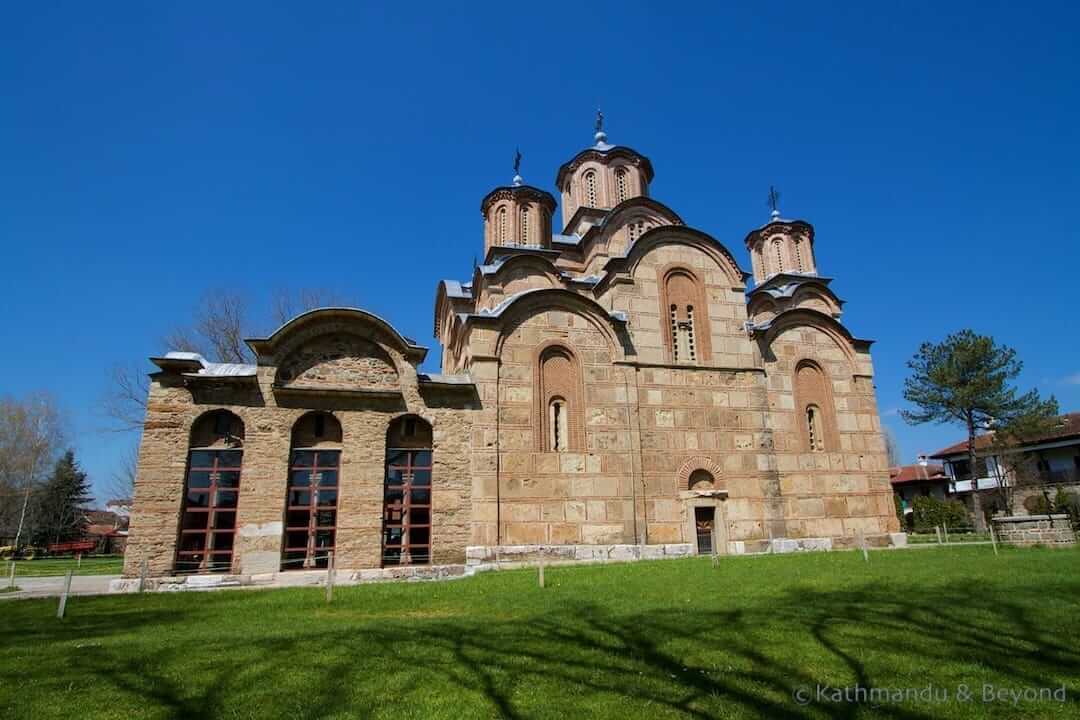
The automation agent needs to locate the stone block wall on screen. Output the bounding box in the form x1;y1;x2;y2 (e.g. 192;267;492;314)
993;515;1076;547
761;325;897;538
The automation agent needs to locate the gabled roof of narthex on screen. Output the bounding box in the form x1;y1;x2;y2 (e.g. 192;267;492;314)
245;307;428;363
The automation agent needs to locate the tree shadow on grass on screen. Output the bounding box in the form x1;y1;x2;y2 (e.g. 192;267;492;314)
41;574;1078;720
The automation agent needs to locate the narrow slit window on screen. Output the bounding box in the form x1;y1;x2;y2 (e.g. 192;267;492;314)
584;171;598;207
773;240;784;273
615;168;628;203
794;239;804;271
807;405;823;452
497;207;508;245
549;398;568;452
685;306;697;362
670;305;680;363
519;205;529;245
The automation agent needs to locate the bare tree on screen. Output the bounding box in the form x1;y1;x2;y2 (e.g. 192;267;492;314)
102;363;149;432
0;393;66;548
882;426;903;467
105;441;139;503
103;286;351;438
985;411;1061;516
165;289;251;363
270;287;348;329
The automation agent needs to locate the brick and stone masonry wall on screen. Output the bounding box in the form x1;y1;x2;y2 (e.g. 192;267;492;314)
123;327;477;578
993;515;1076;547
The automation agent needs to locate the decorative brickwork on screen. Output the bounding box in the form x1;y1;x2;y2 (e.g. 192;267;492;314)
276;333;398;390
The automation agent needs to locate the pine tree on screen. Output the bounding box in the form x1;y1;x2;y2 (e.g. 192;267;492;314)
33;450;92;546
902;330;1057;530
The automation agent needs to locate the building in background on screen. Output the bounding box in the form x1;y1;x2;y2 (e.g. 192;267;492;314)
890;457;950;528
929;412;1080;516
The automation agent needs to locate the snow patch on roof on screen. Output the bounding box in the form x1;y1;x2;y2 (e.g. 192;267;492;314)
418;373;474;386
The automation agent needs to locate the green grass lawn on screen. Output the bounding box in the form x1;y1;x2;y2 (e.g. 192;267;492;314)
2;546;1079;719
907;532;992;544
3;556;123;578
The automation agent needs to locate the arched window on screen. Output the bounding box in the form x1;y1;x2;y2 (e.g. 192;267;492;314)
793;238;805;272
282;412;342;570
383;416;433;566
661;268;711;364
773;239;785;274
518;204;529;245
794;361;835;452
177;410;244;574
538;345;582;452
496;206;508;245
584;170;598;207
614;167;629;203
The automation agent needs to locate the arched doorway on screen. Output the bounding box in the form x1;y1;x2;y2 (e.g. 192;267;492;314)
382;415;433;566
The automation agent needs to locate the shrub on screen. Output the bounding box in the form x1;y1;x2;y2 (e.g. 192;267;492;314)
1023;494;1051;514
1053;488;1080;530
912;496;969;533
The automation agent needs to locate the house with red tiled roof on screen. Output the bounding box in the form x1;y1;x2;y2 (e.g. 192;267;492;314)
890;459;951;529
928;412;1080;516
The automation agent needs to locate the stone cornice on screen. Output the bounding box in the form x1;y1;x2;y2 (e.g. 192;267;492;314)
480;185;557;216
555;145;655;189
742;219;815;248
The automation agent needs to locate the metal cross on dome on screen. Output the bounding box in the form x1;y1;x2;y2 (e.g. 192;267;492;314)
767;186;781;213
595;109;604;133
513;148;521;175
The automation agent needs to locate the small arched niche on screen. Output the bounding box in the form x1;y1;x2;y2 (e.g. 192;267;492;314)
688;469;715;491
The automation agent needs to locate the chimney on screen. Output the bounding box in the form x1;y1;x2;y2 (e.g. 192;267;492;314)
917;454;928;466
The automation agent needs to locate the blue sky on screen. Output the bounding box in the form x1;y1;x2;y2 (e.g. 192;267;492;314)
2;2;1078;501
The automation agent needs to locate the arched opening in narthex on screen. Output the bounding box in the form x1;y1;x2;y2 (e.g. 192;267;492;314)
282;412;343;571
383;415;433;567
177;410;245;574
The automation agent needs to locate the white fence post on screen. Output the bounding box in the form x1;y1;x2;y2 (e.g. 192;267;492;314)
7;561;15;589
57;570;73;619
538;560;545;589
856;529;869;562
325;551;335;603
990;522;999;556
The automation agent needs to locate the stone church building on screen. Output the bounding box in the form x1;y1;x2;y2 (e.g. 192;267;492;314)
124;124;899;579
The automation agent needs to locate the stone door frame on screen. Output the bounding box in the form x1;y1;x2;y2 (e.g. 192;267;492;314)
680;490;729;555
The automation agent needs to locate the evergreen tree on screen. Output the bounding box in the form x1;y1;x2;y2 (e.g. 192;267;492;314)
902;330;1057;530
33;450;92;546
